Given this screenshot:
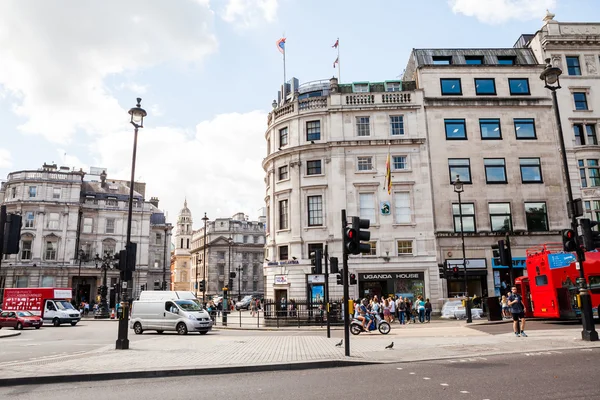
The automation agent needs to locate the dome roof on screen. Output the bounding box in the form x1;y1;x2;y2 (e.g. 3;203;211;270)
179;198;192;217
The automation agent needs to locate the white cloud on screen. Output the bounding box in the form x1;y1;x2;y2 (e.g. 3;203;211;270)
221;0;279;28
448;0;557;24
0;0;218;144
117;82;149;95
92;110;268;226
0;148;12;168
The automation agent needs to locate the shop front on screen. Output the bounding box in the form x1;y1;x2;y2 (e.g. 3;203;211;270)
491;257;527;297
358;272;425;301
445;259;488;298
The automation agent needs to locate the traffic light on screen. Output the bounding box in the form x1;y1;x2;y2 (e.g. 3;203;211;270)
117;250;127;271
580;218;600;251
562;229;578;252
199;280;206;292
126;242;137;272
2;213;22;254
310;250;323;274
438;262;447;279
336;269;344;285
330;257;339;274
452;266;459;278
344;217;371;255
349;273;357;285
230;271;237;279
491;240;510;266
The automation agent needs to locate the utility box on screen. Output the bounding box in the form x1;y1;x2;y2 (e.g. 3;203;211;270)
486;297;503;321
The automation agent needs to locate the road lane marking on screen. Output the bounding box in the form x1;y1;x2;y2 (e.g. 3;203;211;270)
440;383;449;386
460;391;469;394
409;372;415;375
396;367;403;370
423;377;430;380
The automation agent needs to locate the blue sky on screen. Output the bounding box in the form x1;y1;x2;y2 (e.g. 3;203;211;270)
0;0;599;228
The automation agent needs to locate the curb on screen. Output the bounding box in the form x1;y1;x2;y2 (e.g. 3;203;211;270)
0;332;21;339
0;359;378;387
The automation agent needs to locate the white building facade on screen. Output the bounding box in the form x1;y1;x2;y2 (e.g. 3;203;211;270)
0;164;172;303
263;78;440;306
526;13;600;223
403;47;570;299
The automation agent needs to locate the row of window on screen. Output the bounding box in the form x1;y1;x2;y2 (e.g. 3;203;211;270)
276;115;405;148
432;55;517;66
441;78;530;96
445;118;537;140
449;157;543;184
453;202;549;233
564;55;600;76
276;239;415;260
579;159;600;188
12;186;63;200
21;212;139;235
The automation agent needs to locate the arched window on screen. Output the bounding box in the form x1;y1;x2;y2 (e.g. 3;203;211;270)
102;239;117;256
180;238;184;248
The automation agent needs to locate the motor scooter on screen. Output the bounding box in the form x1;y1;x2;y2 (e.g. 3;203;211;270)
350;312;391;335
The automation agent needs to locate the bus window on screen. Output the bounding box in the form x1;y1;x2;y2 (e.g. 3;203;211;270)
535;275;548;286
589;276;600;290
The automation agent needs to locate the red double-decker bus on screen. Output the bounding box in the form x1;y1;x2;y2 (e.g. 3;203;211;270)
516;243;600;319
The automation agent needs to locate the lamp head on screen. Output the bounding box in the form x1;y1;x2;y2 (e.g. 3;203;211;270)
453;175;464;193
128;97;147;128
540;58;562;88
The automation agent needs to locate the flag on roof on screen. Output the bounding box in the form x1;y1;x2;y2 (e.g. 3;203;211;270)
333;56;339;68
276;37;286;54
332;39;339;48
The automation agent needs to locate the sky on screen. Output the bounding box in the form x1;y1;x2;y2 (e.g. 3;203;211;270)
1;0;599;230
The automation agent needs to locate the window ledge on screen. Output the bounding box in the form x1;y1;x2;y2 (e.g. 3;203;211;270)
392;169;412;173
393;223;416;227
305;174;325;178
356;170;376;174
275;229;291;234
574;109;594;113
305;226;327;230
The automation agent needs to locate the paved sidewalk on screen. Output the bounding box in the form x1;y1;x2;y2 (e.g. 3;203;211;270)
0;331;20;339
0;321;598;386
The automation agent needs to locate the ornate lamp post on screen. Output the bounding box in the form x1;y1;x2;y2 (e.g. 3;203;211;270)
94;252;117;319
236;265;244;301
202;213;209;305
540;59;597;341
453;176;472;323
76;248;85;306
116;97;147;350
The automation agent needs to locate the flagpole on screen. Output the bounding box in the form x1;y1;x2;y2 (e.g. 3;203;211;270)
283;41;287;103
337;37;341;83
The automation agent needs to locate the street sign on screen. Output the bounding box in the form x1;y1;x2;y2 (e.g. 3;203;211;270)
122;281;128;289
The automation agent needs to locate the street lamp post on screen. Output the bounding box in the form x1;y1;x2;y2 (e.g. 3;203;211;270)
195;257;200;298
540;60;598;341
116;97;147;350
202;213;208;306
94;253;116;319
453;176;472;323
163;227;168;290
76;249;84;306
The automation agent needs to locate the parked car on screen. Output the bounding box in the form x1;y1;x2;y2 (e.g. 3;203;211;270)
440;300;483;320
235;295;254;311
0;310;43;330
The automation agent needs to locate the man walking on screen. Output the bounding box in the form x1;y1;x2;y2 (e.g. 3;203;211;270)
508;286;527;337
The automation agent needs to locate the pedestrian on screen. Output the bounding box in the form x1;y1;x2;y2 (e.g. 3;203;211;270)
425;298;432;323
84;302;90;316
405;298;412;324
250;297;257;317
397;297;406;325
501;295;510;319
508;286;527;337
389;295;396;323
416;295;426;323
383;298;391;323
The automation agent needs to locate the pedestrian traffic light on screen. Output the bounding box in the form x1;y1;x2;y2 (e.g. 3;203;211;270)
491;240;510;266
336;269;344;285
330;257;339;274
230;271;236;279
2;213;22;254
562;229;578;252
438;262;447;279
310;250;323;274
452;266;459;278
199;280;206;292
349;273;357;285
580;218;600;251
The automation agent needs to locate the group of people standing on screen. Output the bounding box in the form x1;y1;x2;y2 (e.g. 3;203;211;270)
358;295;432;325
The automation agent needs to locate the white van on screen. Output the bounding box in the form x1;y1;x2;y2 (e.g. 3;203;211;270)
130;299;212;335
138;291;202;308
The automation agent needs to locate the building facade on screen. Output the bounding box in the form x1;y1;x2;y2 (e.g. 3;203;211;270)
190;212;266;302
263;77;440;306
0;164;173;302
171;200;193;291
525;12;600;223
403;47;570;298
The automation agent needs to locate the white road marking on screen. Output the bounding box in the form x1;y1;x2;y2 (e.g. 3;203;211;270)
460;391;469;394
396;367;403;370
409;372;415;375
423;377;431;380
581;349;593;352
440;383;449;386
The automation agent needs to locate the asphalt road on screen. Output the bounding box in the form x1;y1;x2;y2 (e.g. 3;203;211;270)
0;348;598;399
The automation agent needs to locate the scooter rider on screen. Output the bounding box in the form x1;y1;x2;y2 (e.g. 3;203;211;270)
359;298;372;331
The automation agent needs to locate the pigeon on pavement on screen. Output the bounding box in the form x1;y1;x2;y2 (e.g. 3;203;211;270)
385;342;394;349
335;339;343;347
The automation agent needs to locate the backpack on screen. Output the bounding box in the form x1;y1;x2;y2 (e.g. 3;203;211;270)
398;301;406;311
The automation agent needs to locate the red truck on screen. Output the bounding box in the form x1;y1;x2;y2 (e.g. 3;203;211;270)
517;244;600;319
2;288;81;326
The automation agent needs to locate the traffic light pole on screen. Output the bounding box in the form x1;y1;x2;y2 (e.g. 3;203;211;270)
341;210;350;357
324;244;330;338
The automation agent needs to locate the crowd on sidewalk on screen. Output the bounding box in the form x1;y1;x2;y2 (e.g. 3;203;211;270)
354;295;433;327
